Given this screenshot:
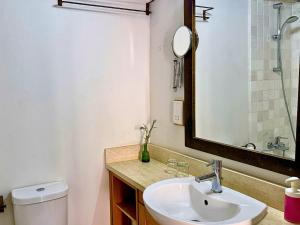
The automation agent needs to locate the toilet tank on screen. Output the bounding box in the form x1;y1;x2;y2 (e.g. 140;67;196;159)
12;181;68;225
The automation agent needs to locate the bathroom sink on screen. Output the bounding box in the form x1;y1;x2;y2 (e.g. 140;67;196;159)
143;177;267;225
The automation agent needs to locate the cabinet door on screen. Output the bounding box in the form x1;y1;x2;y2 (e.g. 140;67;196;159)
138;203;147;225
145;209;159;225
139;203;159;225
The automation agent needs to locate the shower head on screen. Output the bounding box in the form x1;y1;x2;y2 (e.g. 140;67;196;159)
280;16;298;30
278;16;299;39
285;16;299;24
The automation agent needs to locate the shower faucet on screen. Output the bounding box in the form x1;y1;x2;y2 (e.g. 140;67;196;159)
267;136;289;152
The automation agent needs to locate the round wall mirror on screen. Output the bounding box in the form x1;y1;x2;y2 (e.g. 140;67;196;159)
172;26;192;58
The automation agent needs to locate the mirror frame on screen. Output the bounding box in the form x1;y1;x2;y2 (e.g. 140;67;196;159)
184;0;300;176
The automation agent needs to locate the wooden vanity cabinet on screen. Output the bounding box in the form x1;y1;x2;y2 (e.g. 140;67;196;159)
109;172;159;225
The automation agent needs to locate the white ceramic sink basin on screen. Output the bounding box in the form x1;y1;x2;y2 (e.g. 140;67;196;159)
143;177;267;225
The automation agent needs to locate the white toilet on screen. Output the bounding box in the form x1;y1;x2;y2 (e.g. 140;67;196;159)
12;181;68;225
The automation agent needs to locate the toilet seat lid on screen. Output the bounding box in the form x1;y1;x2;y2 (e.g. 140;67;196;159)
12;181;68;205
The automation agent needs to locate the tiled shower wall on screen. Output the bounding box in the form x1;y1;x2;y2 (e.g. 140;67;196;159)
291;3;300;147
250;0;299;159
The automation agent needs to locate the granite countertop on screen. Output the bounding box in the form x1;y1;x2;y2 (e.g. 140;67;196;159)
106;159;296;225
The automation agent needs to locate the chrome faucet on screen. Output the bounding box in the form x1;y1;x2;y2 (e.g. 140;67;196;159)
266;136;289;157
195;160;222;193
267;136;289;151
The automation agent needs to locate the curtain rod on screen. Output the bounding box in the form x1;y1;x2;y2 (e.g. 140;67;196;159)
57;0;152;15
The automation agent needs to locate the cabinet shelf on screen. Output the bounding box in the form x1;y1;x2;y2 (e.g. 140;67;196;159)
109;172;158;225
116;202;136;222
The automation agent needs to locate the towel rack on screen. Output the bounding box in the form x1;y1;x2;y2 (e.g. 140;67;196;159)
196;5;214;21
57;0;154;15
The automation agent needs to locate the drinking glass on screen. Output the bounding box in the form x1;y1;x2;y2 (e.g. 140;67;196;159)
176;161;189;177
165;159;177;174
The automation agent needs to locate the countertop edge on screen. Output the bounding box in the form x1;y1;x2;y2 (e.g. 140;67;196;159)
106;163;146;192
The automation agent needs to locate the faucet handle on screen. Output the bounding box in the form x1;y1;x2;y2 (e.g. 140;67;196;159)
207;160;222;169
207;160;215;167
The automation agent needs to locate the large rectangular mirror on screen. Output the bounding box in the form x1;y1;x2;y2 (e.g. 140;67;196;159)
184;0;300;175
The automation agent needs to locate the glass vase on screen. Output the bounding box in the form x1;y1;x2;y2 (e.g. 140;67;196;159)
141;143;150;163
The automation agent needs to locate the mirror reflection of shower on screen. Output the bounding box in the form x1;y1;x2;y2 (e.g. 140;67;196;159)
194;0;300;160
272;2;298;144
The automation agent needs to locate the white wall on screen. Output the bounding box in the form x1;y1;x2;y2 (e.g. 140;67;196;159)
150;0;288;185
195;0;249;147
0;1;149;225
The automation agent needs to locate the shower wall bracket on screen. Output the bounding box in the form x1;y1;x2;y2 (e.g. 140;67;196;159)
57;0;155;15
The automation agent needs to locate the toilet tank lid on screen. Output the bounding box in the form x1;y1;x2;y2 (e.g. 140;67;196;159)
12;181;68;205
